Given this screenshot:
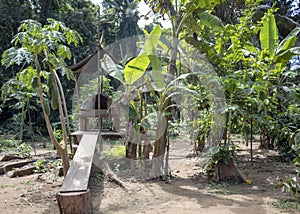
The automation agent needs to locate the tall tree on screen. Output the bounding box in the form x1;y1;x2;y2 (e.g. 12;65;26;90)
2;19;82;176
0;0;98;136
101;0;141;44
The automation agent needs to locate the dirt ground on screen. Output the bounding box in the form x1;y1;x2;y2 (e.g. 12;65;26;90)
0;141;299;214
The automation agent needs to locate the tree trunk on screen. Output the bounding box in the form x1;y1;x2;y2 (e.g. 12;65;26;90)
27;107;36;155
53;71;71;143
52;70;69;152
214;157;245;183
36;69;70;176
19;105;25;143
152;114;168;178
126;141;136;173
57;190;92;214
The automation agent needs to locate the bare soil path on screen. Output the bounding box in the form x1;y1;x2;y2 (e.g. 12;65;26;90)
0;141;299;214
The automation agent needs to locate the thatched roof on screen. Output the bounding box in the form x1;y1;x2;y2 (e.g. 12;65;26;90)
70;51;98;75
70;47;120;76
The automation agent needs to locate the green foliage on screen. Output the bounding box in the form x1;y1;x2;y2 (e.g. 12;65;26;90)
276;128;300;198
53;129;63;143
185;0;300;151
2;18;82;68
260;13;278;56
124;26;163;87
276;27;300;56
104;144;126;158
0;139;32;158
34;158;62;173
2;17;82;132
101;0;141;44
168;121;181;137
1;17;82;120
271;198;300;213
274;110;300;159
277;177;300;199
292;131;300;175
124;54;150;85
35;159;46;173
203;143;237;177
196;11;224;32
79;77;113;103
13;143;32;158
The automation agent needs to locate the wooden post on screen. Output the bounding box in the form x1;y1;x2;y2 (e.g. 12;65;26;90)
57;190;92;214
250;117;253;165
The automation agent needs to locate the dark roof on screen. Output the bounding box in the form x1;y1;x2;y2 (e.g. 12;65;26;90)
70;47;120;76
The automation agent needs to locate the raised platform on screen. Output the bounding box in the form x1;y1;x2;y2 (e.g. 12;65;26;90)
70;130;123;145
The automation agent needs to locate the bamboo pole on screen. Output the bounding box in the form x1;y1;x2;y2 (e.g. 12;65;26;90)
97;5;103;153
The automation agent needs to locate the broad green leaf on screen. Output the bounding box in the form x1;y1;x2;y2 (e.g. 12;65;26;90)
124;54;150;85
128;103;139;120
101;54;123;82
276;27;300;55
166;86;201;101
149;55;164;89
260;14;278;55
157;40;168;52
109;67;125;84
275;63;285;72
145;25;162;55
274;47;300;63
150;24;161;36
197;11;224;32
168;73;192;87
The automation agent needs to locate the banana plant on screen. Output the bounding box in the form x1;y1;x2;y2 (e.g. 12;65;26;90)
123;25;206;177
1;19;82;176
259;11;300;71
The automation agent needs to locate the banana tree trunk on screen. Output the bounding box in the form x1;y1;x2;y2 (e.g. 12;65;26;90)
152;113;168;178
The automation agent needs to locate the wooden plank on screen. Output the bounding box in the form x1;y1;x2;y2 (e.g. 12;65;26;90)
60;134;98;193
70;131;123;137
0;159;36;175
7;166;36;178
0;155;24;161
70;131;98;136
